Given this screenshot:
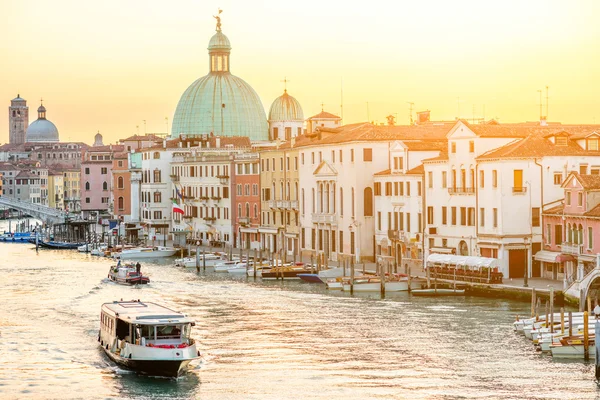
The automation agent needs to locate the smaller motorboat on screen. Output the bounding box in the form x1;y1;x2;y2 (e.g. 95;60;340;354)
90;245;108;256
214;260;241;272
175;253;222;268
0;231;38;242
108;262;150;285
227;262;250;276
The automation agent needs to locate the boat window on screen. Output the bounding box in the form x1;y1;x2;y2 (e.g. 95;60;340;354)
182;324;191;340
156;325;182;339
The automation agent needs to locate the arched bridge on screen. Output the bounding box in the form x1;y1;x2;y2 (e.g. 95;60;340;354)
565;259;600;307
0;196;67;225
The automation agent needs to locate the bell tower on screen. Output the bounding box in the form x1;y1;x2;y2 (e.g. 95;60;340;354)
9;95;28;144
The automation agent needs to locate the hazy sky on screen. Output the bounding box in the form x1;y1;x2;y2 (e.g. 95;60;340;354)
1;0;599;145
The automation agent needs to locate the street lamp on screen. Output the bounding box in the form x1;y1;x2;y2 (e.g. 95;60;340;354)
524;236;530;287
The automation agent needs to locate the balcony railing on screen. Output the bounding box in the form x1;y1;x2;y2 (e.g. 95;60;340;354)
561;242;583;255
448;187;475;195
170;174;180;182
204;217;216;224
512;186;527;194
290;200;298;210
238;217;251;225
312;213;337;224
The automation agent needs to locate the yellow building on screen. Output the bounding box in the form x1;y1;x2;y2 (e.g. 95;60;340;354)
258;142;300;260
63;168;81;212
48;169;64;210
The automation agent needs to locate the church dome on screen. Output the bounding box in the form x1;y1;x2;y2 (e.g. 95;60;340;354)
171;20;268;141
26;103;59;142
208;31;231;51
93;131;104;147
268;91;304;122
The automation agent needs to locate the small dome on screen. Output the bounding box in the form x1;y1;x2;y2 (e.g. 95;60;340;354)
268;91;304;122
12;94;25;102
26;119;59;142
93;131;104;147
38;104;46;113
208;31;231;51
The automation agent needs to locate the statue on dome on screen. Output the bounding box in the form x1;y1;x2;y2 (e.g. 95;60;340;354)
214;9;222;32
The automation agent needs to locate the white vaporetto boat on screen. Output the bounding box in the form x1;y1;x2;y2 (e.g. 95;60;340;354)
99;300;201;377
117;246;177;260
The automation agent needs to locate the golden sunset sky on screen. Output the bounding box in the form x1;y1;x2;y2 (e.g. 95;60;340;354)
1;0;599;145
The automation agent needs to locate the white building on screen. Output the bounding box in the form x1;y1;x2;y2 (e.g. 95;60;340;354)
373;140;446;269
169;136;251;247
297;121;450;262
423;120;600;279
268;90;304;141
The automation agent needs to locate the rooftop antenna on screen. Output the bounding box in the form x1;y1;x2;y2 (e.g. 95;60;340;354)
281;77;289;93
320;102;325;112
407;102;414;125
143;120;147;134
340;78;344;124
545;86;549;121
537;90;542;120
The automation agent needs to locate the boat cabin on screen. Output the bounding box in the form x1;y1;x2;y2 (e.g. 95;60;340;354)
100;300;195;348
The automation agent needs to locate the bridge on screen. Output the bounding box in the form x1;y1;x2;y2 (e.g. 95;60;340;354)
564;257;600;308
0;196;67;225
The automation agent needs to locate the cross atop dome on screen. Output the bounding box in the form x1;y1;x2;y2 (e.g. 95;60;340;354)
281;77;290;93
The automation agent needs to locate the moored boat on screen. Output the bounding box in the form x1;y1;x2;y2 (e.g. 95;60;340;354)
117;246;177;260
261;263;308;280
175;253;222;268
33;239;85;249
411;288;466;296
99;300;200;377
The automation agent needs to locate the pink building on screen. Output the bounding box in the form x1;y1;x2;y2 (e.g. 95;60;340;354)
80;145;124;219
541;172;600;282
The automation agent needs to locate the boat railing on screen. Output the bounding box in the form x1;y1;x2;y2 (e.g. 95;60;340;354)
429;265;503;284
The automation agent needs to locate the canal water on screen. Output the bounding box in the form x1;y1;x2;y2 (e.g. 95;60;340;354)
0;222;598;399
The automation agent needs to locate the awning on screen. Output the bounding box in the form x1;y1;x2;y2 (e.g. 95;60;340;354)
534;250;574;263
426;254;499;269
430;247;454;254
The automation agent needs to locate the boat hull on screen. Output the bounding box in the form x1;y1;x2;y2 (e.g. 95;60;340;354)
102;347;193;377
298;273;324;283
120;250;177;259
411;289;466;296
108;274;150;285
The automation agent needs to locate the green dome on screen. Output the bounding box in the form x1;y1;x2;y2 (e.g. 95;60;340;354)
171;29;268;141
269;91;304;122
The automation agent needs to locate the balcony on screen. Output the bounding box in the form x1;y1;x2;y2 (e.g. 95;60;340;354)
268;200;278;209
211;196;222;201
204;217;216;224
561;242;583;255
512;186;527;194
216;174;229;184
312;213;337;224
170;174;180;182
238;217;251;226
290;200;298;210
448;187;475;195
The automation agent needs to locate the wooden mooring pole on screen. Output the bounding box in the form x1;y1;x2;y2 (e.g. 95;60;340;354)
584;311;590;361
595;316;600;379
549;287;554;334
530;288;537;318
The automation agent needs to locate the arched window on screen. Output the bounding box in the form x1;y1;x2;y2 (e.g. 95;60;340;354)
102;181;108;191
312;188;315;213
117;176;124;189
351;187;355;217
253;204;258;218
295;182;299;201
85;182;90;191
340;187;344;216
245;202;250;218
118;196;124;210
364;187;373;217
153;152;160;159
238;204;242;217
301;188;305;215
579;224;584;245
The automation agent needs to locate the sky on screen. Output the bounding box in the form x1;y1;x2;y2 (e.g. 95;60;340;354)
1;0;599;145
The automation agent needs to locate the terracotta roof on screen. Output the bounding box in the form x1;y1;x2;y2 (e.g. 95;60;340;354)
422;153;449;163
572;172;600;190
477;134;600;160
0;163;20;171
406;164;425;175
542;205;563;215
208;136;251;148
402;140;447;151
374;169;391;176
585;203;600;217
120;134;163;142
15;170;39;178
309;111;341;120
85;145;125;153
